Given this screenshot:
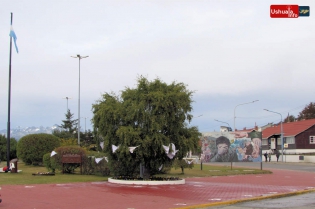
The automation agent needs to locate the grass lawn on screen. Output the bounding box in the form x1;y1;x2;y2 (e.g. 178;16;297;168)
0;161;272;185
158;163;272;178
0;161;108;185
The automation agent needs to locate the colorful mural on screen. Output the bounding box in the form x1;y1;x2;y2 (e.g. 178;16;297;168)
201;131;262;162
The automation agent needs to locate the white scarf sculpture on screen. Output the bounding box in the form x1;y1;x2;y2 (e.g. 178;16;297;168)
112;145;120;153
95;157;109;164
100;142;104;150
95;158;103;164
129;146;139;153
158;164;163;171
50;151;57;157
185;159;194;164
162;143;179;159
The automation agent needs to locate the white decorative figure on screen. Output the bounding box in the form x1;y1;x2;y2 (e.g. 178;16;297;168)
50;151;57;157
95;158;103;164
167;153;175;159
112;145;120;153
100;142;104;150
163;143;179;159
162;144;170;154
158;164;163;171
129;146;139;153
171;143;179;155
186;159;194;164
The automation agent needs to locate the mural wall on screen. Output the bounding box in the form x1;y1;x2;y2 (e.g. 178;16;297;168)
201;131;262;162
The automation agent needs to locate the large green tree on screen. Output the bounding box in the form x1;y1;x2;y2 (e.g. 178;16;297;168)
53;109;78;139
59;109;78;133
283;114;296;123
297;102;315;120
92;77;200;177
0;135;17;161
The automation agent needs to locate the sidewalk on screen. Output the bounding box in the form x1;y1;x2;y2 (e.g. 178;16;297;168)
1;169;315;209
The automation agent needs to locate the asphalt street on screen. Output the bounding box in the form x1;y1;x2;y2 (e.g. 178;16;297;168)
201;162;315;209
202;192;315;209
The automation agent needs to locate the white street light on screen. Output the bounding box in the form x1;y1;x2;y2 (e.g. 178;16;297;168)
62;97;72;111
81;117;89;133
234;100;259;131
71;54;89;145
214;119;230;129
264;109;283;162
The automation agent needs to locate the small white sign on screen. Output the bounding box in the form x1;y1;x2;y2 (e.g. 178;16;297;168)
284;143;288;148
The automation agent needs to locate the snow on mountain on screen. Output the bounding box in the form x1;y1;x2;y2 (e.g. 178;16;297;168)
0;124;60;140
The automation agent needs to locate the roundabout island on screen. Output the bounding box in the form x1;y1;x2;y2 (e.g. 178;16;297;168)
108;177;185;185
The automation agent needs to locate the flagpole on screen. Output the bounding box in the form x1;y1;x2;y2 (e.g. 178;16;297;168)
7;12;13;168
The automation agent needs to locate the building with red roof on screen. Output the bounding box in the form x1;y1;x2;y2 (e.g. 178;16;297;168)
261;119;315;153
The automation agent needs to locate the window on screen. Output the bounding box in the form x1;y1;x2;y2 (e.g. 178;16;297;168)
310;136;315;144
285;137;295;144
262;139;268;145
277;138;281;145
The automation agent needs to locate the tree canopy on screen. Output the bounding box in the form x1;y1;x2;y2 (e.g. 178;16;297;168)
283;114;296;123
0;135;17;161
297;102;315;121
59;109;78;133
53;109;78;139
92;77;200;176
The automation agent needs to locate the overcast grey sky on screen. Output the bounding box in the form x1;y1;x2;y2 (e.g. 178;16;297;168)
1;0;314;133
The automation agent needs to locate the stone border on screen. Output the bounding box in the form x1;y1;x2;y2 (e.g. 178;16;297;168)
108;177;185;185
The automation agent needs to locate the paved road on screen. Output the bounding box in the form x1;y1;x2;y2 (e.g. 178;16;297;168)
201;162;315;209
1;162;315;208
202;192;315;209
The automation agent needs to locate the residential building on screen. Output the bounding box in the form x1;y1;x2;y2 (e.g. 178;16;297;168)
262;119;315;154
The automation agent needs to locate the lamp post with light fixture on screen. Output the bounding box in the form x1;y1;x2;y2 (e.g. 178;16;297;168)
264;109;283;162
71;54;89;145
62;97;72;111
234;100;259;131
214;119;231;131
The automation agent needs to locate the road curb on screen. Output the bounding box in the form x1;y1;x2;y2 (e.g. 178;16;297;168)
171;188;315;209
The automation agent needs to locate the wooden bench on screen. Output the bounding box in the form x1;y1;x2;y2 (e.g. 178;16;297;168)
62;154;82;174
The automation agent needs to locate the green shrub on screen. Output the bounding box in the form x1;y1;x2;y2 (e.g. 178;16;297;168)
43;153;55;172
59;138;78;146
43;148;110;175
0;135;17;161
83;151;110;176
17;134;60;165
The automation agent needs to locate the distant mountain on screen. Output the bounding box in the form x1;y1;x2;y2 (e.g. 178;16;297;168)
0;125;59;140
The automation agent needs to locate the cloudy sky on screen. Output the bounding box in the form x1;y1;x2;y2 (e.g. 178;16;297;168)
0;0;314;133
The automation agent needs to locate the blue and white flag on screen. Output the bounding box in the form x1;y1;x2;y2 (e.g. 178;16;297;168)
9;25;19;53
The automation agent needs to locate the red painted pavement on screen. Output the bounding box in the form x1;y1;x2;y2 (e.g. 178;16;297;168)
0;169;315;209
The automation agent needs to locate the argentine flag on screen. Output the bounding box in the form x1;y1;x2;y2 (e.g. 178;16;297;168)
9;24;18;53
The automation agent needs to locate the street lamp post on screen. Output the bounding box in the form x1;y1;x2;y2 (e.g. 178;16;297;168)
62;97;72;111
81;117;89;133
214;119;230;130
234;100;259;131
71;54;89;145
264;109;283;162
